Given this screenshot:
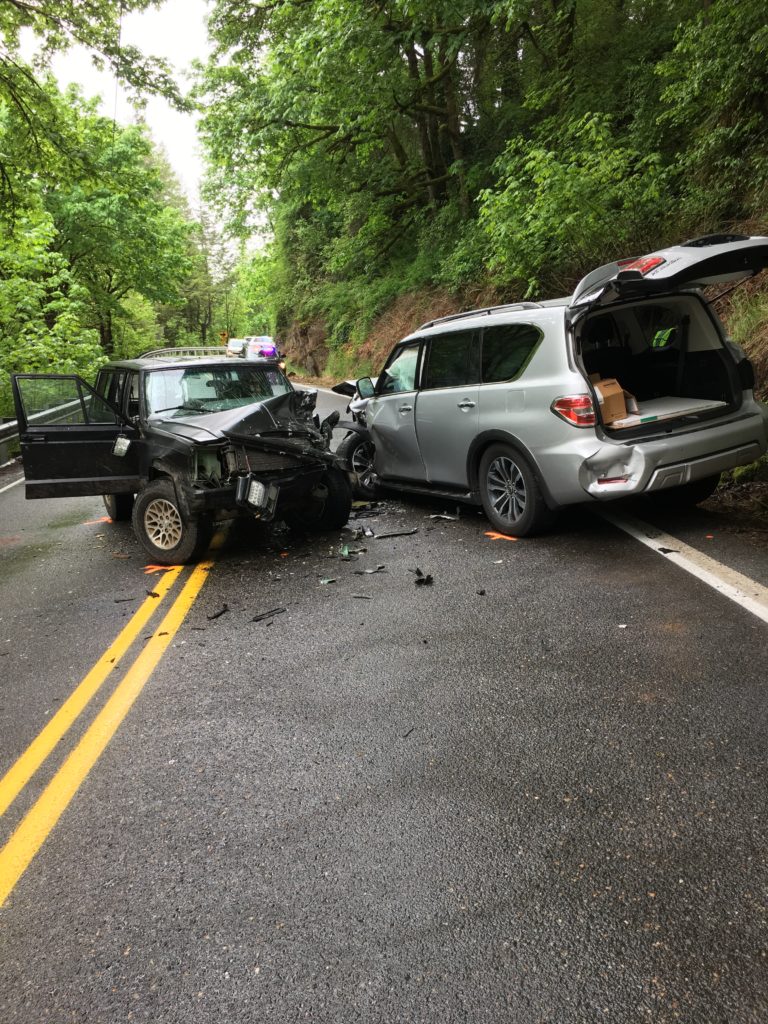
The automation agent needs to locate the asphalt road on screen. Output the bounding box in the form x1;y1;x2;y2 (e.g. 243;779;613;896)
1;390;767;1023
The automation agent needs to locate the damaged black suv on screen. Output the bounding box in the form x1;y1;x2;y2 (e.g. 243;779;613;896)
12;348;351;563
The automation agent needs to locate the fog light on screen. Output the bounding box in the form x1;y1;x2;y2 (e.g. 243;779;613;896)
247;479;266;506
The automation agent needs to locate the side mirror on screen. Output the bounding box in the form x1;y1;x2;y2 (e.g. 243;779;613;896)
356;377;375;399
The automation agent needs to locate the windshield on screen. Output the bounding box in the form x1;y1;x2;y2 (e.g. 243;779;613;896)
145;365;292;417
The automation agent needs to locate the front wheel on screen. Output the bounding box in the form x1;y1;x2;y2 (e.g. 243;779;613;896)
336;432;378;499
131;478;213;564
103;492;134;521
283;469;352;532
478;444;554;537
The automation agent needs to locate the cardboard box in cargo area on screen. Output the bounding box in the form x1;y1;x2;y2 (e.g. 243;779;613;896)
589;375;638;424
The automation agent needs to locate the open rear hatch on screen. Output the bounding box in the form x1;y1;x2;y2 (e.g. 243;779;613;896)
570;235;768;436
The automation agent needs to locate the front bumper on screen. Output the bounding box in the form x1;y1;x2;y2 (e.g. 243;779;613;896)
184;465;326;518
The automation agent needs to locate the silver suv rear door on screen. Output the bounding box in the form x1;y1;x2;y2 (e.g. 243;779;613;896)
414;329;480;488
570;234;768;313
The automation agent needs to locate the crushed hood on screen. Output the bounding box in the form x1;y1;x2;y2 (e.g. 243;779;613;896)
151;392;330;459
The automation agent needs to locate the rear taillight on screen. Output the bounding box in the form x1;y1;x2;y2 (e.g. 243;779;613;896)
551;395;596;427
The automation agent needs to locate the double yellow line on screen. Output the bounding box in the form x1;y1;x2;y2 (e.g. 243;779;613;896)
0;557;215;907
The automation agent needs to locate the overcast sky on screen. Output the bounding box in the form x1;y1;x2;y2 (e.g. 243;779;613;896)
50;0;212;204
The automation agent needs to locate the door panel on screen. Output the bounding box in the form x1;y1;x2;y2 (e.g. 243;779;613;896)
369;342;425;480
12;375;140;498
415;386;479;486
369;392;425;481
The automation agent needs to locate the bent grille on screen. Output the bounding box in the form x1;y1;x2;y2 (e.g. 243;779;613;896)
223;445;304;475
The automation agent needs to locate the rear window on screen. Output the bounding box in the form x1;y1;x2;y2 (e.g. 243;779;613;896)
481;324;542;383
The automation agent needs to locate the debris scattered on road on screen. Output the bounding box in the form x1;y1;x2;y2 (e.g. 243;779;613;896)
146;589;160;598
252;607;287;622
352;594;372;600
402;727;415;739
375;528;418;539
112;552;131;559
430;513;458;521
206;604;229;620
618;624;628;629
477;588;486;596
113;596;137;604
484;530;518;542
353;565;387;575
319;577;337;585
411;567;434;586
658;547;677;554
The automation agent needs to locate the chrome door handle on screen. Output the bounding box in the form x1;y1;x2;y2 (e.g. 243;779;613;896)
398;404;413;413
457;400;476;410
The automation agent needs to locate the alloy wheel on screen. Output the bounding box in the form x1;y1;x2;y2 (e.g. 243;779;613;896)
144;498;183;550
487;456;526;524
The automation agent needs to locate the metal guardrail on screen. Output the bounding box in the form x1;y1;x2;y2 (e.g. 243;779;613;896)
0;418;19;466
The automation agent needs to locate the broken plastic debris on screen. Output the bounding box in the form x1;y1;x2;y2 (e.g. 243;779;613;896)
484;531;518;542
375;528;418;539
206;604;229;620
411;567;434;586
618;624;627;629
319;577;337;585
144;564;180;574
477;589;486;596
353;565;387;575
429;514;458;521
252;607;286;622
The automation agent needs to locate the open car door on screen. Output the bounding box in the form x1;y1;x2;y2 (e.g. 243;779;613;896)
570;234;768;316
12;374;141;498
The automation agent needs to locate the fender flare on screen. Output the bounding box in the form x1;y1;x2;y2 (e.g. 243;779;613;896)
336;420;370;437
466;430;559;511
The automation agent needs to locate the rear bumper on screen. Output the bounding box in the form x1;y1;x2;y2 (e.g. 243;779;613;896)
534;405;768;505
580;410;767;501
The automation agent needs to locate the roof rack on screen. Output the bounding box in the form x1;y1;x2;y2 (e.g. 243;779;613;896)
139;346;230;359
418;302;544;331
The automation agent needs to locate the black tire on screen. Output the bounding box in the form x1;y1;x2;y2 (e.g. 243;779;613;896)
648;473;721;509
336;432;378;499
103;492;134;521
478;443;554;537
283;468;352;532
131;478;213;564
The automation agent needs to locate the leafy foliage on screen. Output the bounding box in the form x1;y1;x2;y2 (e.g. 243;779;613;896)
198;0;768;376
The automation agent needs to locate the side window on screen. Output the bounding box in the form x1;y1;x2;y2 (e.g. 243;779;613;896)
378;343;421;394
422;330;479;390
127;373;140;418
15;376;119;427
481;323;542;383
95;369;128;410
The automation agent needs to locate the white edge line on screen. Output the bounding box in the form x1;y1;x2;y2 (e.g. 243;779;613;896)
0;476;23;496
601;510;768;625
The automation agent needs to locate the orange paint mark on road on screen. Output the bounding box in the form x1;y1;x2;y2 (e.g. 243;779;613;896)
144;564;182;575
484;531;519;542
82;516;112;525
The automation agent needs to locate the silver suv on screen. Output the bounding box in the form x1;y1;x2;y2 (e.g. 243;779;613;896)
346;235;768;535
